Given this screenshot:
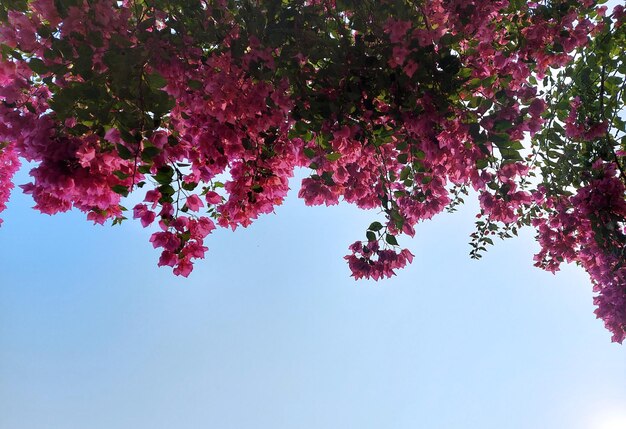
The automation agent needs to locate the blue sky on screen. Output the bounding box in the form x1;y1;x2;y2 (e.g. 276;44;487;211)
1;166;625;429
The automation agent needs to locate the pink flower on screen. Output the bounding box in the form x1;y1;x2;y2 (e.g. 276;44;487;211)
403;60;418;78
158;251;178;267
205;191;222;205
173;257;194;277
191;217;215;238
528;98;546;117
385;19;412;43
133;204;156;227
150;231;181;252
185;194;204;211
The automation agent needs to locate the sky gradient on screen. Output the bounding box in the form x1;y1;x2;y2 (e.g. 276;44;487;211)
1;166;625;429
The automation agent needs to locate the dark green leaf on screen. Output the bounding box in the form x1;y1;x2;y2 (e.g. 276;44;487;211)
112;185;129;197
368;221;383;231
385;234;398;246
147;72;168;89
28;58;47;74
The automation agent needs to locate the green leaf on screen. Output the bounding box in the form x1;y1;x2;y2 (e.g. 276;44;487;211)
182;182;198;191
37;25;52;38
150;90;175;115
303;147;316;158
385;234;398;246
490;133;511;146
111;185;129;197
400;167;411;181
158;184;175;197
147;72;168;89
112;170;130;180
87;31;104;48
368;221;383;231
141;146;160;162
188;79;203;90
28;58;47;74
116;143;134;160
493;120;513;132
155;166;174;184
74;52;93;78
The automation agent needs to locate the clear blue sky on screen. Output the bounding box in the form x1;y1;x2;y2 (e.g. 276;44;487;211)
1;165;625;429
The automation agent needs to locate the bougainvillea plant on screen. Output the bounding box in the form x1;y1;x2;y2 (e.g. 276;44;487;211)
1;0;625;342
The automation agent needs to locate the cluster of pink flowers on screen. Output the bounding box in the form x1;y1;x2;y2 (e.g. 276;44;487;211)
0;0;137;224
479;163;533;224
564;97;609;141
345;240;415;281
0;143;20;225
298;126;387;210
534;162;626;342
139;20;300;273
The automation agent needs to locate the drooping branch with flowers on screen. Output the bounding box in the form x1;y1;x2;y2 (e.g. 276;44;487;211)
0;0;625;342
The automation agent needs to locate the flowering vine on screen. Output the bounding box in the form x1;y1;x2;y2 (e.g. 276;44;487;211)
0;0;624;342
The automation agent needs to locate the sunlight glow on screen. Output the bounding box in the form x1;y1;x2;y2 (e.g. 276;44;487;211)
594;410;626;429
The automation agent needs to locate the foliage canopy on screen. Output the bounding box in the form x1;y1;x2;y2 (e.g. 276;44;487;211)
1;0;625;342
